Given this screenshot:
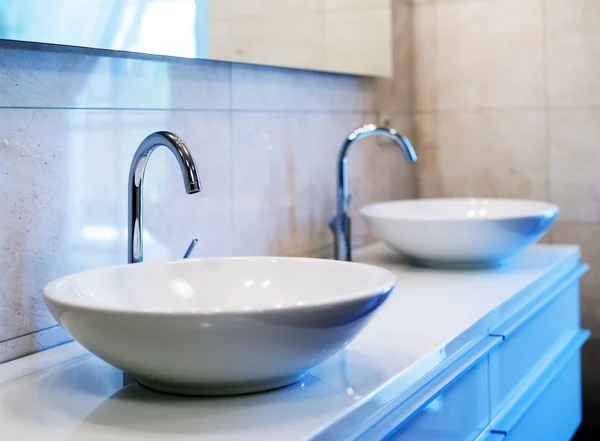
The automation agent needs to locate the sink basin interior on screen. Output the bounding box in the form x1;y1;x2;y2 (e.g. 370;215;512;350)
361;198;559;221
46;257;396;314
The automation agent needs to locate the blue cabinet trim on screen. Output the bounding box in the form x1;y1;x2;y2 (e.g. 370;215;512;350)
356;336;502;441
490;265;588;339
490;330;590;435
473;432;505;441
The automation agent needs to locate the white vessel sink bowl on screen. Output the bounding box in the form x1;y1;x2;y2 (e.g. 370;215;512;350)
43;257;396;395
361;198;558;268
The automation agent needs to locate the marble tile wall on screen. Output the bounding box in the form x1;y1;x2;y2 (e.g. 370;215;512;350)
0;0;415;363
413;0;600;338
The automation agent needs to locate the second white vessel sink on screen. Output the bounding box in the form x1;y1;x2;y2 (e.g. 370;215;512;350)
361;198;558;268
43;257;396;395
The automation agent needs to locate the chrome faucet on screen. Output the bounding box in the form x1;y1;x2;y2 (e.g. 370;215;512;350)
329;124;417;261
128;131;201;264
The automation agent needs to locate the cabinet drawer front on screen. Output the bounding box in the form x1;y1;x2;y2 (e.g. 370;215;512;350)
385;356;490;441
489;271;582;416
315;338;501;441
494;333;586;441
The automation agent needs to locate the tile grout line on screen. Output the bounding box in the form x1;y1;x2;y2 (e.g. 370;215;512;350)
0;324;61;345
416;0;438;199
31;333;45;350
541;0;552;236
412;0;500;5
0;106;401;114
417;0;437;198
410;104;600;115
228;64;236;256
407;0;416;117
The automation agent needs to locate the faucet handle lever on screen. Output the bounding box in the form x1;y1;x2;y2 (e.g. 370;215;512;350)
344;194;353;211
183;237;198;259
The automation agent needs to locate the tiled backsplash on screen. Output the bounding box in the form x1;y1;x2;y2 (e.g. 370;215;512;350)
0;0;414;365
413;0;600;337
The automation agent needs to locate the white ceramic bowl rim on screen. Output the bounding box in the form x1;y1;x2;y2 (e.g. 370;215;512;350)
360;198;559;222
43;256;397;317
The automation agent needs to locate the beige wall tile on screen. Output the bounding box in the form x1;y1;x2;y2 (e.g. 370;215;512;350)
326;0;391;10
0;334;42;364
0;108;233;343
416;110;548;199
546;0;600;107
231;112;339;256
551;222;600;337
231;63;375;111
231;112;416;256
0;41;231;110
376;0;414;112
411;0;462;3
0;325;70;363
210;0;323;19
412;3;438;111
414;0;545;110
549;109;600;222
210;13;326;71
325;9;393;77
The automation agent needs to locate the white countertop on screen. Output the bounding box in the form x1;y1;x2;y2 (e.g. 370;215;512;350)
0;243;581;441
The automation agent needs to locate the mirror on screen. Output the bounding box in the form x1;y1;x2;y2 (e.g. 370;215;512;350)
0;0;392;77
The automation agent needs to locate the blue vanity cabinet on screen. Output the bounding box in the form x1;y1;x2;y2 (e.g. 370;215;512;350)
488;267;585;418
489;332;587;441
383;342;496;441
479;436;505;441
474;432;505;441
378;266;588;441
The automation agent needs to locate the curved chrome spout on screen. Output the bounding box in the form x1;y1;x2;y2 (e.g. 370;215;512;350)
128;131;201;264
329;124;417;261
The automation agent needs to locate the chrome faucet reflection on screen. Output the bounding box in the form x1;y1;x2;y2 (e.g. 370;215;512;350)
329;124;418;261
128;131;201;264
